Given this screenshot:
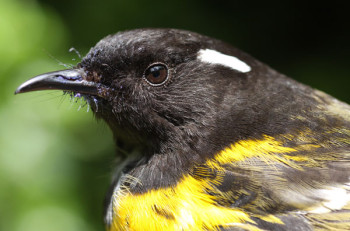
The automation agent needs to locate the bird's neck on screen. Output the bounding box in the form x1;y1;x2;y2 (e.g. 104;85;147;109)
118;137;201;194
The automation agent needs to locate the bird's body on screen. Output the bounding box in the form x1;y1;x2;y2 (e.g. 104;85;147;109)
16;29;350;230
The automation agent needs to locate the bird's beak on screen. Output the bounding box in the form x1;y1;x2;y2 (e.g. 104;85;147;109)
15;68;103;97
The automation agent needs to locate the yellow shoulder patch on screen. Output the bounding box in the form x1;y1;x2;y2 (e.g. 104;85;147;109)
207;135;304;170
110;135;310;231
111;174;254;231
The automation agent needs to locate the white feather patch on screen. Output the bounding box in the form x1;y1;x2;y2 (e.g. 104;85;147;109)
308;186;350;214
197;49;251;73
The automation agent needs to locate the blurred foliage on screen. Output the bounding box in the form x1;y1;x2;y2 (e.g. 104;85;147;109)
0;0;349;230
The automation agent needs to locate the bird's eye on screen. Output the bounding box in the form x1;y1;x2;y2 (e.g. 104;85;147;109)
144;63;169;86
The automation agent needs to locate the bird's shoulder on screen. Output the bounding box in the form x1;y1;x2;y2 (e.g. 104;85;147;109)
108;89;350;230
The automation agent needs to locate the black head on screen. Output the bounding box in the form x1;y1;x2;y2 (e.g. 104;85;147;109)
15;28;297;158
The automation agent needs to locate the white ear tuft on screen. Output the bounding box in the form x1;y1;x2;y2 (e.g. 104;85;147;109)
197;49;251;73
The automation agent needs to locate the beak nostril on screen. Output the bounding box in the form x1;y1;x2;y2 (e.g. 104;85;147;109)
55;74;82;81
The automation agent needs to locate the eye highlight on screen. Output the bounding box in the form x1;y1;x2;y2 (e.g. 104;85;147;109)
144;63;169;86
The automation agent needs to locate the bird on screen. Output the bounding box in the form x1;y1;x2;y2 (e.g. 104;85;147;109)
15;28;350;231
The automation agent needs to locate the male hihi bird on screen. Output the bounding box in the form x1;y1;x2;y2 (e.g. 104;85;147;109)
16;29;350;231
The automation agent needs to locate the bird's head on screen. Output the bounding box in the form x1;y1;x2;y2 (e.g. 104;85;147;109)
15;28;276;158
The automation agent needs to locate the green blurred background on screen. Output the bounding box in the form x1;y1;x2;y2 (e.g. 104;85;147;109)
1;0;349;230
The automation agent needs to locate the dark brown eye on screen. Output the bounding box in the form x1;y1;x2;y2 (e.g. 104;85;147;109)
144;63;168;86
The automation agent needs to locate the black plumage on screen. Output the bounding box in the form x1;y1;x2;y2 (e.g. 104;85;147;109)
16;29;350;230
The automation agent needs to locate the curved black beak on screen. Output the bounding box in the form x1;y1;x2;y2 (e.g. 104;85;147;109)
15;68;103;96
